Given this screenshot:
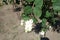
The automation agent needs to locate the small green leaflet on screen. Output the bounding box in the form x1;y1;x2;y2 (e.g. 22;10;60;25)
24;6;32;15
41;18;47;32
42;18;47;27
22;15;30;21
45;11;51;18
32;17;37;23
33;7;42;18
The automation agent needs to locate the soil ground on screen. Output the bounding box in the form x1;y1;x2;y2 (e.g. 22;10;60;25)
46;29;60;40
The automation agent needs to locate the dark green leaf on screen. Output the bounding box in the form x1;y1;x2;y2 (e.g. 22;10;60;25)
42;18;47;27
33;7;42;18
22;15;30;21
34;0;43;9
41;18;48;32
24;6;32;15
45;11;51;18
32;18;37;23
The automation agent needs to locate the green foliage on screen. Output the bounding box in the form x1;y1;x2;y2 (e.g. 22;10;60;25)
32;18;37;23
23;0;54;32
42;18;47;27
41;18;48;32
22;14;30;21
22;16;30;21
52;0;60;11
34;0;43;9
33;7;42;18
24;6;32;15
45;11;51;18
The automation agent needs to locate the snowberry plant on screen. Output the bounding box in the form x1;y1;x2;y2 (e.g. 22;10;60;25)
22;0;53;32
22;0;43;32
22;0;60;33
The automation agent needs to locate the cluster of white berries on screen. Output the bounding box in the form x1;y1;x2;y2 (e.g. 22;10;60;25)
25;19;33;33
20;19;33;33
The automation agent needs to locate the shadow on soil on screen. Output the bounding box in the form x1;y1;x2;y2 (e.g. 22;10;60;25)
52;20;60;33
32;23;42;34
14;7;22;12
40;37;49;40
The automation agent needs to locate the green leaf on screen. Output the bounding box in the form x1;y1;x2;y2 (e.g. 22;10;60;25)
32;18;37;23
42;18;47;27
34;0;43;9
45;11;51;18
33;7;42;18
52;0;60;11
24;6;32;15
22;15;30;21
41;18;48;32
25;0;34;2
